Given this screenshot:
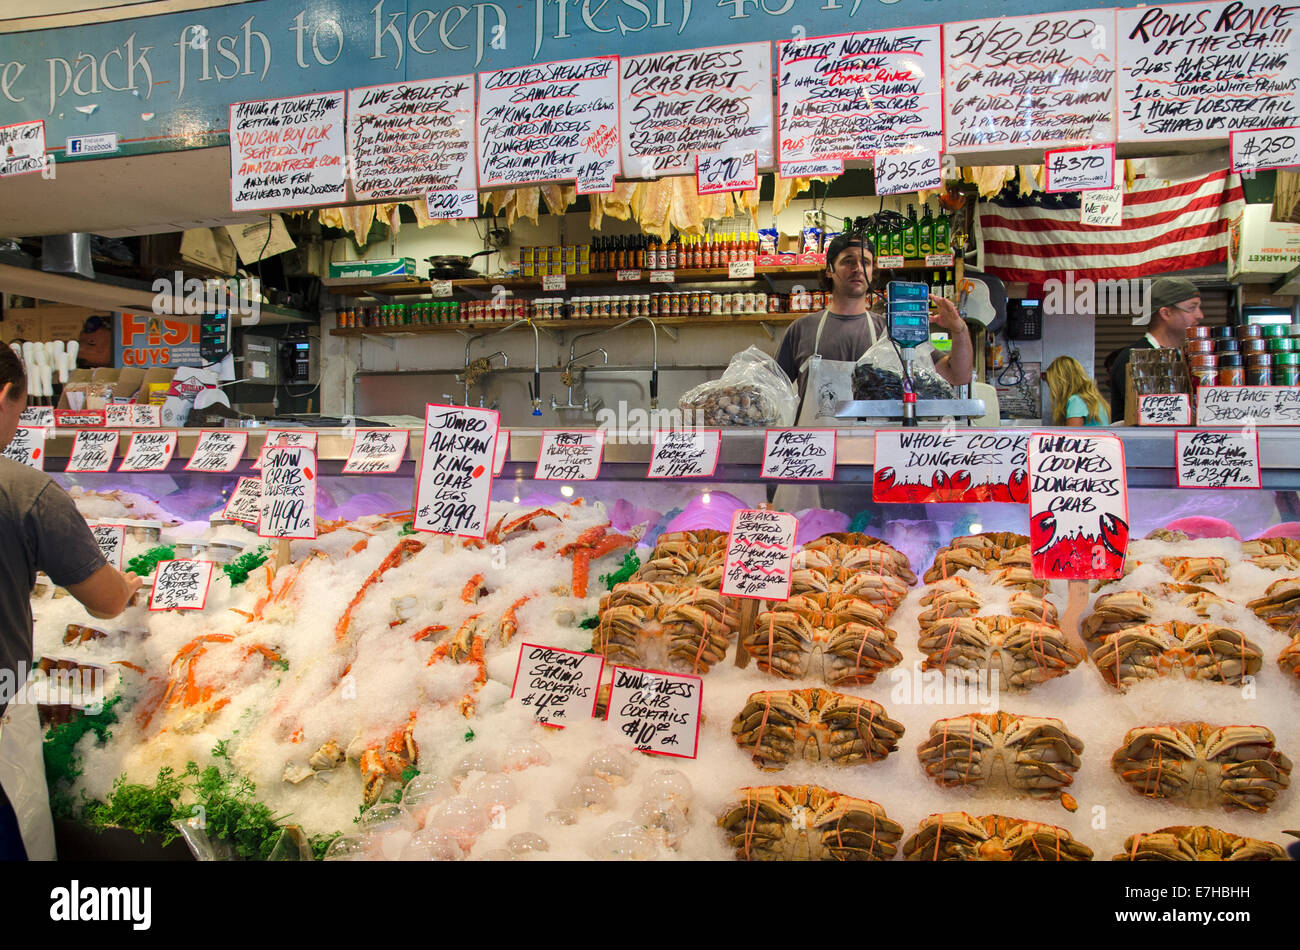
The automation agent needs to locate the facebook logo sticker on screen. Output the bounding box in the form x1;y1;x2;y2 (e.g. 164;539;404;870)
65;134;117;156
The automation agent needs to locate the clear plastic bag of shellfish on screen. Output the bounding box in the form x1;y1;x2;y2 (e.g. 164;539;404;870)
851;334;954;402
678;345;798;427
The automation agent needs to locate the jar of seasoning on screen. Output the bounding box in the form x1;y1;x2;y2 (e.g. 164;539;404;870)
1262;324;1288;338
1212;326;1234;338
689;292;700;315
1187;326;1212;339
1191;367;1219;387
1236;324;1263;339
1218;353;1244;386
1242;337;1268;353
754;292;767;313
1246;354;1272;386
812;291;826;310
1215;338;1240;353
1185;339;1215;355
743;292;756;314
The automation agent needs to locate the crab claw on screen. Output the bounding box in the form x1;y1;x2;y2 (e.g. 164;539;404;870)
950;470;973;499
932;470;949;497
1031;510;1057;555
1098;512;1129;559
1008;469;1030;505
873;467;898;499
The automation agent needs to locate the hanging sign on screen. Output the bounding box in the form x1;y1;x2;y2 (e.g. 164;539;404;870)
1230;127;1300;174
66;430;118;473
510;643;605;727
721;509;798;601
1196;386;1300;425
230;92;346;212
605;665;703;758
186;430;248;473
258;446;318;540
347;78;476;199
343;429;409;475
873;429;1030;503
1117;1;1300;143
1045;144;1116;192
762;429;836;480
90;524;125;571
18;406;54;428
943;12;1117;151
223;476;263;525
426;190;478;219
477;56;620;188
1137;393;1192;426
575;158;616;195
0;120;46;177
149;560;214;611
696;151;759;195
118;430;177;472
1080;178;1123;227
875;150;943;196
647;429;721;478
1175;429;1261;489
1028;432;1129;579
535;431;604;480
621;43;773;178
2;426;44;469
493;430;511;475
414;404;499;539
777;27;943;163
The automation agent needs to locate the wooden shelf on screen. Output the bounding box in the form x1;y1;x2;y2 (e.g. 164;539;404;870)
330;312;809;337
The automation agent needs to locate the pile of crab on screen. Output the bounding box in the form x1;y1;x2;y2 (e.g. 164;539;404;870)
1248;573;1300;681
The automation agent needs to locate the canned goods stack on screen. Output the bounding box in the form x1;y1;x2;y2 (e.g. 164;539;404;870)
1186;323;1300;388
520;245;591;277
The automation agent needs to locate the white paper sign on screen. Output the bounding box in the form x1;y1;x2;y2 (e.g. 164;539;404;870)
0;120;46;177
415;404;499;539
1081;177;1123;227
103;404;135;428
616;269;642;281
777;28;943;162
258;446;318;540
510;643;605;726
1138;393;1192;427
149;560;214;611
255;429;318;470
649;270;675;283
606;665;702;758
230;92;346;212
90;524;125;571
343;429;409;474
18;406;54;429
696;151;758;195
426;189;478;219
873;429;1030;503
118;430;177;472
622;43;772;178
2;426;45;469
762;429;837;480
535;431;604;480
478;56;620;187
1197;386;1300;425
1176;429;1261;489
132;405;162;427
493;430;510;475
186;430;248;472
1046;144;1116;192
722;509;797;601
728;260;756;279
1118;2;1300;143
1230;126;1300;174
431;280;454;297
347;77;476;199
780;159;844;178
66;430;118;473
874;150;943;196
541;274;567;291
944;12;1117;151
1028;432;1129;580
223;476;263;524
575;160;616;194
647;430;721;478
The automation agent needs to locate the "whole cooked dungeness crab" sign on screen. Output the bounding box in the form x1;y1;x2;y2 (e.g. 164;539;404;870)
1028;432;1128;579
873;429;1029;504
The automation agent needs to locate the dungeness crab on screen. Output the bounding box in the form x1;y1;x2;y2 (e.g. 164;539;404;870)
747;596;902;686
731;688;905;770
594;582;738;674
903;812;1093;861
1248;575;1300;636
1090;621;1263;690
1114;825;1288;861
1082;585;1228;644
919;616;1084;689
916;712;1083;805
718;785;903;861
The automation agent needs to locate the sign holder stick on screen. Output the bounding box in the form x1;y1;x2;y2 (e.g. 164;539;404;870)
1061;580;1091;668
275;539;291;570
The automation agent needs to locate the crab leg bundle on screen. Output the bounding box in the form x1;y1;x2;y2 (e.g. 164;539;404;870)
916;712;1083;802
1090;621;1263;690
360;715;419;806
919;616;1083;690
731;688;905;770
747;605;902;687
559;526;637;598
718;785;903;861
1114;825;1288;861
902;812;1093;861
1110;722;1292;812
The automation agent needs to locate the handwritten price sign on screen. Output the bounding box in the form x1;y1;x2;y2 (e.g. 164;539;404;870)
696;151;758;195
780;159;844;178
1045;144;1115;192
66;430;118;473
425;189;478;219
414;403;499;539
1231;127;1300;173
1137;394;1192;427
762;429;836;480
103;404;135;428
2;426;45;469
222;476;262;525
118;430;177;472
258;446;317;540
186;430;248;472
874;429;1029;503
535;430;604;480
230;92;346;212
255;429;318;470
90;524;125;571
575;156;616;194
343;429;409;475
1175;429;1261;489
149;560;214;611
647;429;721;478
1028;432;1128;580
18;406;54;429
874;150;943;196
55;410;105;428
510;643;604;727
722;508;797;601
605;665;702;758
1197;387;1300;426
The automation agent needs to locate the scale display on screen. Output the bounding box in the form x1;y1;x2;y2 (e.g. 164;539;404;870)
887;281;931;348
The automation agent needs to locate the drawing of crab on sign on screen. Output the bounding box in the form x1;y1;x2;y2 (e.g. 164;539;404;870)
872;429;1030;504
1028;432;1129;580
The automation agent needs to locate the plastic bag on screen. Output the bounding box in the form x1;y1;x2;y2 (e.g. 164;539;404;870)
679;346;798;427
852;335;955;401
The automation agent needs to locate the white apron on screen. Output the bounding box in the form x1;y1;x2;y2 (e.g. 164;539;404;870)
773;311;877;511
0;699;57;860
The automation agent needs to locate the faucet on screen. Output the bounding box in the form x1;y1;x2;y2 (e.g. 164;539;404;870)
567;316;660;410
552;347;608;412
464;319;542;414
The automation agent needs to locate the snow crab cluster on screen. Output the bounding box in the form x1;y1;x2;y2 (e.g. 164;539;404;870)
916;711;1083;808
902;812;1093;861
718;784;903;861
730;688;905;771
1114;825;1289;861
1089;620;1263;690
1110;722;1292;813
918;615;1084;689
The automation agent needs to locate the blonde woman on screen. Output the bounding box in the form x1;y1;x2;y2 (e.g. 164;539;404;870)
1045;356;1111;426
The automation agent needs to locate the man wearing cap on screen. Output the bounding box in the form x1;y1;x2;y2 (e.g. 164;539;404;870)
1108;277;1202;421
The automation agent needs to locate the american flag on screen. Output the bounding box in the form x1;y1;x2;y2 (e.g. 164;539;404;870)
977;168;1244;284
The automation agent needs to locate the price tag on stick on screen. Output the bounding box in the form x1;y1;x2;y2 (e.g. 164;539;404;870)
223;477;262;524
90;524;125;571
258;447;318;540
510;643;605;727
1028;432;1128;579
149;560;214;611
414;404;498;539
605;665;703;758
